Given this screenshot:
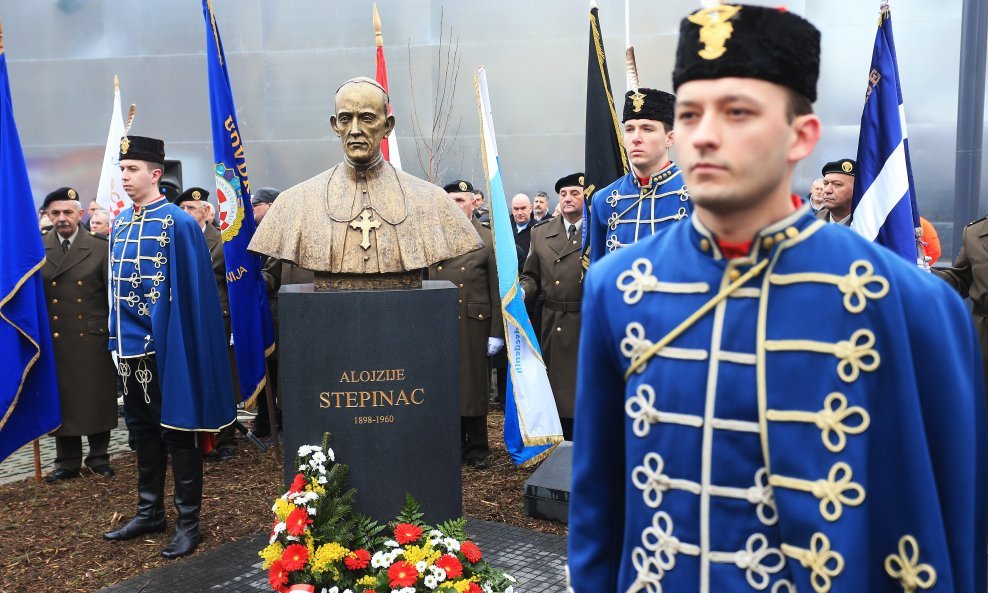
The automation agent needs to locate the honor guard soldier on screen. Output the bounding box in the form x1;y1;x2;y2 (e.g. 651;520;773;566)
569;5;985;593
520;172;585;440
429;180;504;469
103;136;236;559
176;186;241;461
40;187;118;482
818;158;856;225
587;87;692;265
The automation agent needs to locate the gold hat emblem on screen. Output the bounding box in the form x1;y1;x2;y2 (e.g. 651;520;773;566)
120;136;130;155
192;190;202;200
67;189;77;199
458;181;468;191
579;175;585;186
630;91;646;113
842;161;853;173
687;5;742;61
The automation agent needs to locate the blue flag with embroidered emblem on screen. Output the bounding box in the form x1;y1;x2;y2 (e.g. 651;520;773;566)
0;41;61;463
850;6;921;264
476;67;563;467
202;0;275;405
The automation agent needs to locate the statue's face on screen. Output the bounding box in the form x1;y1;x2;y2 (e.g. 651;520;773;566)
331;83;395;166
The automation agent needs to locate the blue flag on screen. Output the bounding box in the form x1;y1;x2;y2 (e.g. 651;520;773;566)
851;6;921;264
477;68;563;467
0;47;61;463
202;1;275;405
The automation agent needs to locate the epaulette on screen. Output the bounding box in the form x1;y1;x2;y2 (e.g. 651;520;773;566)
41;228;50;235
89;231;108;240
480;220;491;229
966;215;988;228
533;216;556;229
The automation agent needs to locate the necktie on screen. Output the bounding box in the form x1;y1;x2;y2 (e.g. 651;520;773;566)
61;239;70;253
567;224;575;240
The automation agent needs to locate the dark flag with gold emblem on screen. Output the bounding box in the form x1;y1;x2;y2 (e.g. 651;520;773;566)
583;3;629;270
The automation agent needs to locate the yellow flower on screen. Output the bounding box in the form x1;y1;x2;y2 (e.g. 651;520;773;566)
451;580;473;593
258;542;284;570
305;535;316;559
309;477;326;495
273;498;294;521
356;575;377;587
311;542;350;572
402;543;440;567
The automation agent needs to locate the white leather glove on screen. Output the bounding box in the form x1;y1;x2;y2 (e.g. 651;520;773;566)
487;337;505;356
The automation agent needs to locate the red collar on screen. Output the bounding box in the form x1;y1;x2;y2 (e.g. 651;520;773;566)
636;162;672;187
713;194;803;259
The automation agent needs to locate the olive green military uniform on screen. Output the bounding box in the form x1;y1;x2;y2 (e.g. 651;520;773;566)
41;226;118;471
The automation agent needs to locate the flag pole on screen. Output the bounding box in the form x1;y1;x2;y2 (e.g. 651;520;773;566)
262;363;281;460
373;2;383;47
33;440;41;482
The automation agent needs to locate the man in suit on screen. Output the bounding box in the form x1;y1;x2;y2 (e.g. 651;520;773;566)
176;187;240;462
511;193;534;257
429;180;504;469
533;191;550;223
519;173;585;440
41;187;119;482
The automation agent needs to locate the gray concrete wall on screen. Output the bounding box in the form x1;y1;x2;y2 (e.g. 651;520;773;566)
0;0;973;253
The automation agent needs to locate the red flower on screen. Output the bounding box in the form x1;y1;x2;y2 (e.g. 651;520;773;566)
281;543;309;571
344;548;371;570
286;507;313;536
435;554;463;579
268;559;289;591
393;522;423;544
289;473;307;494
461;540;483;563
388;560;418;588
467;583;484;593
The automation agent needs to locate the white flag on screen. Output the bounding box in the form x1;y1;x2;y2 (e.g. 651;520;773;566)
95;76;131;218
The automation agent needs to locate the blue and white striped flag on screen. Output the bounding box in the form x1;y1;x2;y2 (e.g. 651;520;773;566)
851;5;922;264
475;67;563;467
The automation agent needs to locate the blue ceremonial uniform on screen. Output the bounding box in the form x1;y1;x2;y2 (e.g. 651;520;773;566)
569;205;986;592
109;197;235;432
588;163;691;265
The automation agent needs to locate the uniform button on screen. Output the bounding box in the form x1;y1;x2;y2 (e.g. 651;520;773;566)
78;314;83;320
53;332;60;338
554;280;560;285
556;326;562;332
458;315;462;320
100;328;105;333
458;283;464;288
460;266;466;272
555;259;560;263
727;269;741;281
52;299;58;305
76;298;82;303
478;314;484;319
79;333;85;338
77;280;84;286
50;281;56;287
52;316;59;322
774;232;785;243
458;299;463;304
438;265;443;271
785;227;799;239
572;240;578;245
700;239;710;252
763;237;775;249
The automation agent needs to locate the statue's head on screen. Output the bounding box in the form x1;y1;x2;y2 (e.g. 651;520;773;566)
331;77;396;167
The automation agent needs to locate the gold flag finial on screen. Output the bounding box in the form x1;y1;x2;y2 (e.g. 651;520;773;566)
373;3;383;48
113;74;119;92
125;104;137;133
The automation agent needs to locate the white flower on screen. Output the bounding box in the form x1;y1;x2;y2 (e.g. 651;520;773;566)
505;574;517;583
505;587;514;593
384;539;400;548
443;537;461;552
326;447;336;461
399;588;416;593
272;522;286;536
482;584;493;593
297;444;316;457
317;475;327;484
307;507;317;516
311;451;327;464
327;588;339;593
424;574;439;589
371;551;389;568
430;566;447;581
416;560;428;573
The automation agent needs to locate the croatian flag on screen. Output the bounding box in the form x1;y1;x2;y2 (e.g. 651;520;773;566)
202;0;275;406
94;75;131;219
851;4;922;264
476;67;563;467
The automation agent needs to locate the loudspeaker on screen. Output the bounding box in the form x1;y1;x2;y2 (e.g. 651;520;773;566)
523;441;572;524
160;159;183;202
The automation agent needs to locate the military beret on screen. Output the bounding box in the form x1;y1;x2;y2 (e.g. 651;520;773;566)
42;187;81;210
118;135;165;163
673;4;821;103
822;159;856;177
174;187;210;206
251;187;280;205
443;180;475;193
623;88;676;125
555;172;585;195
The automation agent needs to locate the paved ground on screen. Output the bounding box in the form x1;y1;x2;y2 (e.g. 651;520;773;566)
96;519;567;593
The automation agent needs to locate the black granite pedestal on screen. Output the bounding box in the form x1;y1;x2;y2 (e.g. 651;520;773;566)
279;280;462;524
523;441;572;524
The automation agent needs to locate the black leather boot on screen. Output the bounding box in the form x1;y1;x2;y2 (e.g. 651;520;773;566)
104;436;167;541
161;447;203;559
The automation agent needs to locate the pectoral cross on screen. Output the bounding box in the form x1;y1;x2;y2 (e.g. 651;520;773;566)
350;208;381;250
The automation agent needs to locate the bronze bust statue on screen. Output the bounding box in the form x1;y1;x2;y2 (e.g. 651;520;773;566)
248;77;482;290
